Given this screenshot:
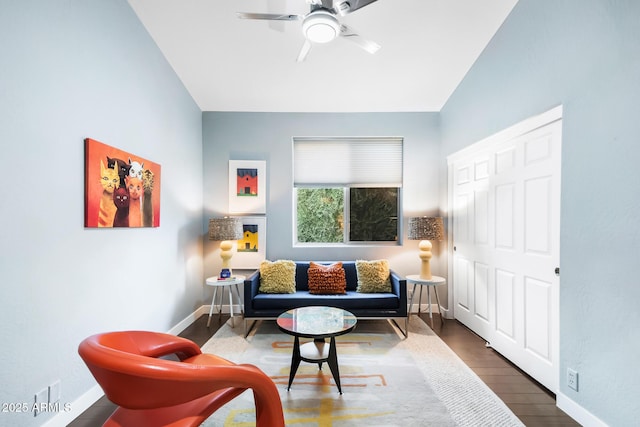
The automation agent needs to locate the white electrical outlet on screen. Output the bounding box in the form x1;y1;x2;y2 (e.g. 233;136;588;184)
34;388;48;416
567;368;579;391
49;380;61;403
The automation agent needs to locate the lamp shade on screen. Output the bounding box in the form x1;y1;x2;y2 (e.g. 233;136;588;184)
208;217;243;241
408;217;444;241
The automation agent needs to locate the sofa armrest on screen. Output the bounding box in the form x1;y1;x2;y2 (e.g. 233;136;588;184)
390;270;408;315
244;270;260;315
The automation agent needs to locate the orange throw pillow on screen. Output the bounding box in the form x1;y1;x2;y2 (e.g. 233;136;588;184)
308;262;347;295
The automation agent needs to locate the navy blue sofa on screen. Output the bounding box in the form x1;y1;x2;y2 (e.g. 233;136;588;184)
243;261;408;336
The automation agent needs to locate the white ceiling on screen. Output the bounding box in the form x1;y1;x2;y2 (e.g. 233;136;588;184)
128;0;518;112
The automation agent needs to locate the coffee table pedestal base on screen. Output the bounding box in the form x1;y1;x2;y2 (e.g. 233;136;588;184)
287;336;343;394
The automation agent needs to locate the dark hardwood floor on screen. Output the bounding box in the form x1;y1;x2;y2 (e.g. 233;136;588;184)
69;313;579;426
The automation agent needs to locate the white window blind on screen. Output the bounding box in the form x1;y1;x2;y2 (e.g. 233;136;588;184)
293;137;403;187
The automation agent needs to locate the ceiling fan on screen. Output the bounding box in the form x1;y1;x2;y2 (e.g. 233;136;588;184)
237;0;381;62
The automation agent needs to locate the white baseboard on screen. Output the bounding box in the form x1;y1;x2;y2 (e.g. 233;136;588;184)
439;305;452;319
557;392;608;427
200;303;244;317
409;303;445;318
167;305;210;335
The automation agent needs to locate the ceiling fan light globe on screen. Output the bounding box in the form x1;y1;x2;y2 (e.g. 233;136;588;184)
302;12;340;43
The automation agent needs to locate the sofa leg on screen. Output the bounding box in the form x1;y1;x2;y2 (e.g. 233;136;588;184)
390;318;408;338
244;319;258;338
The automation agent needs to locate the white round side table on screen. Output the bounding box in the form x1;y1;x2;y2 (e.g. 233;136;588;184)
406;275;446;327
205;275;245;328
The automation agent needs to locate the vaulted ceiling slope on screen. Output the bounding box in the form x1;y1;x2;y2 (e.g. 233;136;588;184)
128;0;518;112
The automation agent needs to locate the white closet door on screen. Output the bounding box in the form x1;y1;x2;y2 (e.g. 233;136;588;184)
448;111;561;392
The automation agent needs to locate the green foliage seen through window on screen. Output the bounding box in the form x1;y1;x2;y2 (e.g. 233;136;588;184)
349;188;398;241
297;188;343;243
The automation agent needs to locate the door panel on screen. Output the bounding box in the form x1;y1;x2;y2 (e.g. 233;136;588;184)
524;276;552;360
495;184;515;249
475;189;489;245
496;269;516;339
454;240;473;320
454;256;471;311
474;262;490;322
525;176;552;254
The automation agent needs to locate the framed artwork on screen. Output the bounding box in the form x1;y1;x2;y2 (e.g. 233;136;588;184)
232;216;266;269
228;160;266;214
84;138;161;228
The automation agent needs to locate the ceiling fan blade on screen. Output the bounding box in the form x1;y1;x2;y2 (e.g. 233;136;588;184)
296;40;312;62
334;0;378;16
267;0;289;31
237;12;303;21
340;24;381;54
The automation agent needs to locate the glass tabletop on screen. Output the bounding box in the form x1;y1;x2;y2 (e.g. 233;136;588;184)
277;306;357;339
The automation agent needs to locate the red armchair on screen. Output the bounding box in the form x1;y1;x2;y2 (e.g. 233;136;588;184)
78;331;284;427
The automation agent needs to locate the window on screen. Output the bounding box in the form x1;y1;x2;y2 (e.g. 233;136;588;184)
293;137;403;244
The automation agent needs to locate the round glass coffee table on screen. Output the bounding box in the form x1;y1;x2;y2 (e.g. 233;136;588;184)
276;306;357;394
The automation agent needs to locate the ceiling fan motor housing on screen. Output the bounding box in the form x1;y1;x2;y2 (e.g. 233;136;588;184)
302;11;341;43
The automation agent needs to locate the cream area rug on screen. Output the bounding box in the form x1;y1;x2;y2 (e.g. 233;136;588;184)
200;317;524;427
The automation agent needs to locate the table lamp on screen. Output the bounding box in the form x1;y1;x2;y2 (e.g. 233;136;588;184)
408;216;444;280
208;217;243;278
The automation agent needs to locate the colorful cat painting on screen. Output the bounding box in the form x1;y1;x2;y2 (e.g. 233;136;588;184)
107;156;131;188
126;176;143;227
128;158;144;179
85;138;160;228
112;187;130;227
98;160;120;227
142;169;154;227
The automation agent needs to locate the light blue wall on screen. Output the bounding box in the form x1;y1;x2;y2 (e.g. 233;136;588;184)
440;0;640;424
0;1;203;425
202;112;444;282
